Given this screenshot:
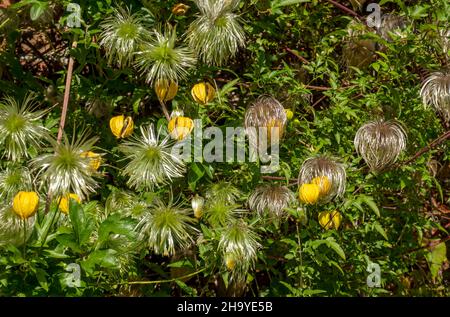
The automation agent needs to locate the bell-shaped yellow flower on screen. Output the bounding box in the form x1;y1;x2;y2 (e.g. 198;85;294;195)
80;151;101;171
319;210;342;230
312;175;332;196
110;115;134;138
299;183;320;205
318;211;333;229
330;210;342;230
12;191;39;219
191;82;215;105
155;80;178;102
59;193;81;214
168;116;194;141
172;3;190;15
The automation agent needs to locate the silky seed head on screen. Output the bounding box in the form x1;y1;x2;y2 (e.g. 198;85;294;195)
99;7;153;68
244;96;287;150
420;71;450;122
354;120;407;172
187;0;245;66
248;184;294;218
118;124;185;191
298;156;346;203
135;26;196;84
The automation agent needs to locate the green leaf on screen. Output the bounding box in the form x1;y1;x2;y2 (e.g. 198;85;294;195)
35;268;49;291
69;200;95;247
56;233;82;253
81;249;119;274
30;2;48;21
175;280;197;296
425;241;447;280
188;162;205;191
325;238;346;260
361;196;380;217
97;214;135;245
373;222;388;240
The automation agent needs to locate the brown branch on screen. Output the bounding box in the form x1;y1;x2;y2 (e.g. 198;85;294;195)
56;37;78;142
304;85;332;91
311;95;327;108
45;35;78;215
159;99;171;121
325;0;364;21
261;175;298;183
400;130;450;167
285;47;309;64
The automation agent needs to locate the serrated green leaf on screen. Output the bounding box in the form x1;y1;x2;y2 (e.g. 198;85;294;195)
325;239;346;260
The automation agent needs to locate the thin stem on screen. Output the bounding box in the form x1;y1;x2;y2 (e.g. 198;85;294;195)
40;197;62;248
285;47;309;64
295;222;303;289
159;99;171;121
117;267;207;285
325;0;363;21
22;218;27;258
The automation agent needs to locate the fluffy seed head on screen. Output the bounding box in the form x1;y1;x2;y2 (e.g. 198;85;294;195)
0;94;49;162
0;166;33;200
0;206;35;247
187;0;245;66
354;120;407;172
420;71;450;122
118;124;185;190
298;156;346;203
244;96;287;150
248;184;294;218
135;197;198;256
99;7;153;68
135;26;196;84
218;219;260;282
376;14;408;41
32;132;100;200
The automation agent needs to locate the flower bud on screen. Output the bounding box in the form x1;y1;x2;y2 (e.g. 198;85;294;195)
284;108;294;120
172;3;190;15
59;193;81;214
224;253;236;271
312;176;331;196
80;151;102;171
168;112;194;141
155;80;178;102
318;211;333;230
12;191;39;219
192;195;205;219
318;210;342;230
191;82;215;105
298;183;320;205
110;115;134;138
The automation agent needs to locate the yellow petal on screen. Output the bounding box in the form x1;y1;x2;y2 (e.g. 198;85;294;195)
298;183;320;205
12;191;39;219
191;82;215;105
330;210;342;230
59;193;81;214
318;211;333;230
312;176;332;196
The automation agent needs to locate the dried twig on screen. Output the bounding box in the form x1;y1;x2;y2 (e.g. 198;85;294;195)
400;130;450;167
57;36;78;142
325;0;364;21
285;47;309;64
